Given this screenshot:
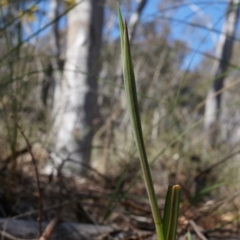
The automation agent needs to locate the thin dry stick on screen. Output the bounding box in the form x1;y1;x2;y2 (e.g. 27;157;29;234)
194;77;240;113
39;216;60;240
195;149;240;179
189;220;208;240
13;120;43;236
0;230;37;240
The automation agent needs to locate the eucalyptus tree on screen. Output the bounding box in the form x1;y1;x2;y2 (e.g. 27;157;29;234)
204;0;240;146
50;0;105;174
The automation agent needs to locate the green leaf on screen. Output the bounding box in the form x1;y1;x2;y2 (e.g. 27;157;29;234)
187;231;193;240
117;4;165;240
117;4;125;59
163;185;181;240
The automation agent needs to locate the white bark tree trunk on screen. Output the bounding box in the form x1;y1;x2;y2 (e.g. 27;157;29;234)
204;0;239;147
50;0;104;174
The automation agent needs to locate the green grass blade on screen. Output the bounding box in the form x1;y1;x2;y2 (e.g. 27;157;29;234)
163;185;181;240
117;4;125;57
187;231;193;240
118;5;164;240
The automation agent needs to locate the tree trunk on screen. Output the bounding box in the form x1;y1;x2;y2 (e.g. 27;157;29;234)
41;0;62;108
50;0;104;174
203;0;240;147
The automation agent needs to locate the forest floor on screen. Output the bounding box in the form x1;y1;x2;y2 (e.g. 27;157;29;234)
0;144;239;240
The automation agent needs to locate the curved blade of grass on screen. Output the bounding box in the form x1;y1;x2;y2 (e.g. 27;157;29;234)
193;182;224;203
187;231;193;240
117;5;164;240
163;185;180;240
118;6;125;60
102;167;128;223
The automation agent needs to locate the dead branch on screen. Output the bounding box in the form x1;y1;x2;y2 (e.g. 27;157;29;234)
0;218;115;240
39;217;60;240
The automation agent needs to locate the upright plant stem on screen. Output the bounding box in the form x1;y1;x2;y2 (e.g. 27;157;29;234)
118;6;164;240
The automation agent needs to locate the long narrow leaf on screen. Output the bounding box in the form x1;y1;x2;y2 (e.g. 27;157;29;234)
117;6;125;58
118;5;164;240
163;185;181;240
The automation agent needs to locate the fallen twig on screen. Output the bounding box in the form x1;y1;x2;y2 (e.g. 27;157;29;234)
0;230;36;240
0;218;115;240
189;220;208;240
39;216;60;240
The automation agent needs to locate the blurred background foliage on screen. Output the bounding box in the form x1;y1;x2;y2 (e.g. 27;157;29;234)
0;0;240;220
